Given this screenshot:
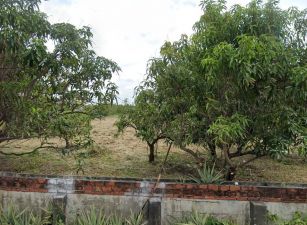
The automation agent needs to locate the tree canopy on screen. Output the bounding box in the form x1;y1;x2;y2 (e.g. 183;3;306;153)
118;0;307;179
0;0;120;147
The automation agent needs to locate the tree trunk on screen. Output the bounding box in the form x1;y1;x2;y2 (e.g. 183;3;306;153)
208;142;217;159
222;144;237;181
65;138;71;149
148;143;155;162
225;166;236;181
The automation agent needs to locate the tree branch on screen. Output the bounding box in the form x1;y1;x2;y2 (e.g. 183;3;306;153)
0;136;39;143
0;145;58;156
237;154;266;168
223;145;234;167
229;150;255;158
127;123;137;130
179;145;203;161
61;111;90;116
151;134;168;145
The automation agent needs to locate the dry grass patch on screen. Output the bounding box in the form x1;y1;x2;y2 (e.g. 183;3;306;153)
0;116;306;183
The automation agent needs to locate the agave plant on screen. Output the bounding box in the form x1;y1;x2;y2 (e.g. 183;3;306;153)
0;204;52;225
126;212;147;225
76;207;108;225
19;211;51;225
190;162;223;184
173;210;236;225
75;208;147;225
0;205;24;225
107;214;124;225
174;211;210;225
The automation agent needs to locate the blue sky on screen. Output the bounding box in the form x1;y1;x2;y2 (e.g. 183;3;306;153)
41;0;307;103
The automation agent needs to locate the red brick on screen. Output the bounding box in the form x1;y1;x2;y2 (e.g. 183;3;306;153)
219;185;230;191
37;178;47;184
236;197;249;201
198;184;208;190
229;185;240;192
0;175;306;203
208;184;219;191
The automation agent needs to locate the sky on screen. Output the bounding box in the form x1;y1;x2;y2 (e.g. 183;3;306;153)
41;0;307;103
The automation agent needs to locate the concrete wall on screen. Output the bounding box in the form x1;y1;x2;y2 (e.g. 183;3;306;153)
0;173;307;225
66;194;147;223
162;199;307;225
1;191;307;225
265;202;307;220
0;190;52;212
162;198;251;224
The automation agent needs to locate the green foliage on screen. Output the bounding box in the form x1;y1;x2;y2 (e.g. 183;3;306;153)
125;212;147;225
105;104;134;116
76;207;108;225
116;89;169;162
0;0;120;148
208;114;249;145
268;212;307;225
0;204;61;225
0;204;145;225
297;138;307;160
107;215;124;225
190;163;224;184
76;207;146;225
117;90;166;144
173;210;236;225
2;204;307;225
132;0;307;178
48;113;92;148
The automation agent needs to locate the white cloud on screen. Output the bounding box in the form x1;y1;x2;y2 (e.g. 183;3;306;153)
41;0;306;102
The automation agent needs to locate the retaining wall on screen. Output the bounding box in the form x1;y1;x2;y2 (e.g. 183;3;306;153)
0;172;306;225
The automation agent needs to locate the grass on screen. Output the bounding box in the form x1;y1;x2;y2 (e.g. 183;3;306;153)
0;116;307;183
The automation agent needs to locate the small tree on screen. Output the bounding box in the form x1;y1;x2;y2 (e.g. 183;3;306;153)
116;89;169;162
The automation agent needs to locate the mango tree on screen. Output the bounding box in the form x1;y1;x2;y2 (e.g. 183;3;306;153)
116;89;170;162
132;0;307;179
0;0;120;152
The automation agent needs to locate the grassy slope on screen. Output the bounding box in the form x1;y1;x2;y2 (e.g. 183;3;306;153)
0;116;306;183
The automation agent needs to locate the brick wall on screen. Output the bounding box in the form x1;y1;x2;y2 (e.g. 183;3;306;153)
0;172;306;203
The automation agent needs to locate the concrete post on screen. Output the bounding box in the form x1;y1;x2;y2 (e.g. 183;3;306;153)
52;194;67;225
250;202;268;225
148;198;161;225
